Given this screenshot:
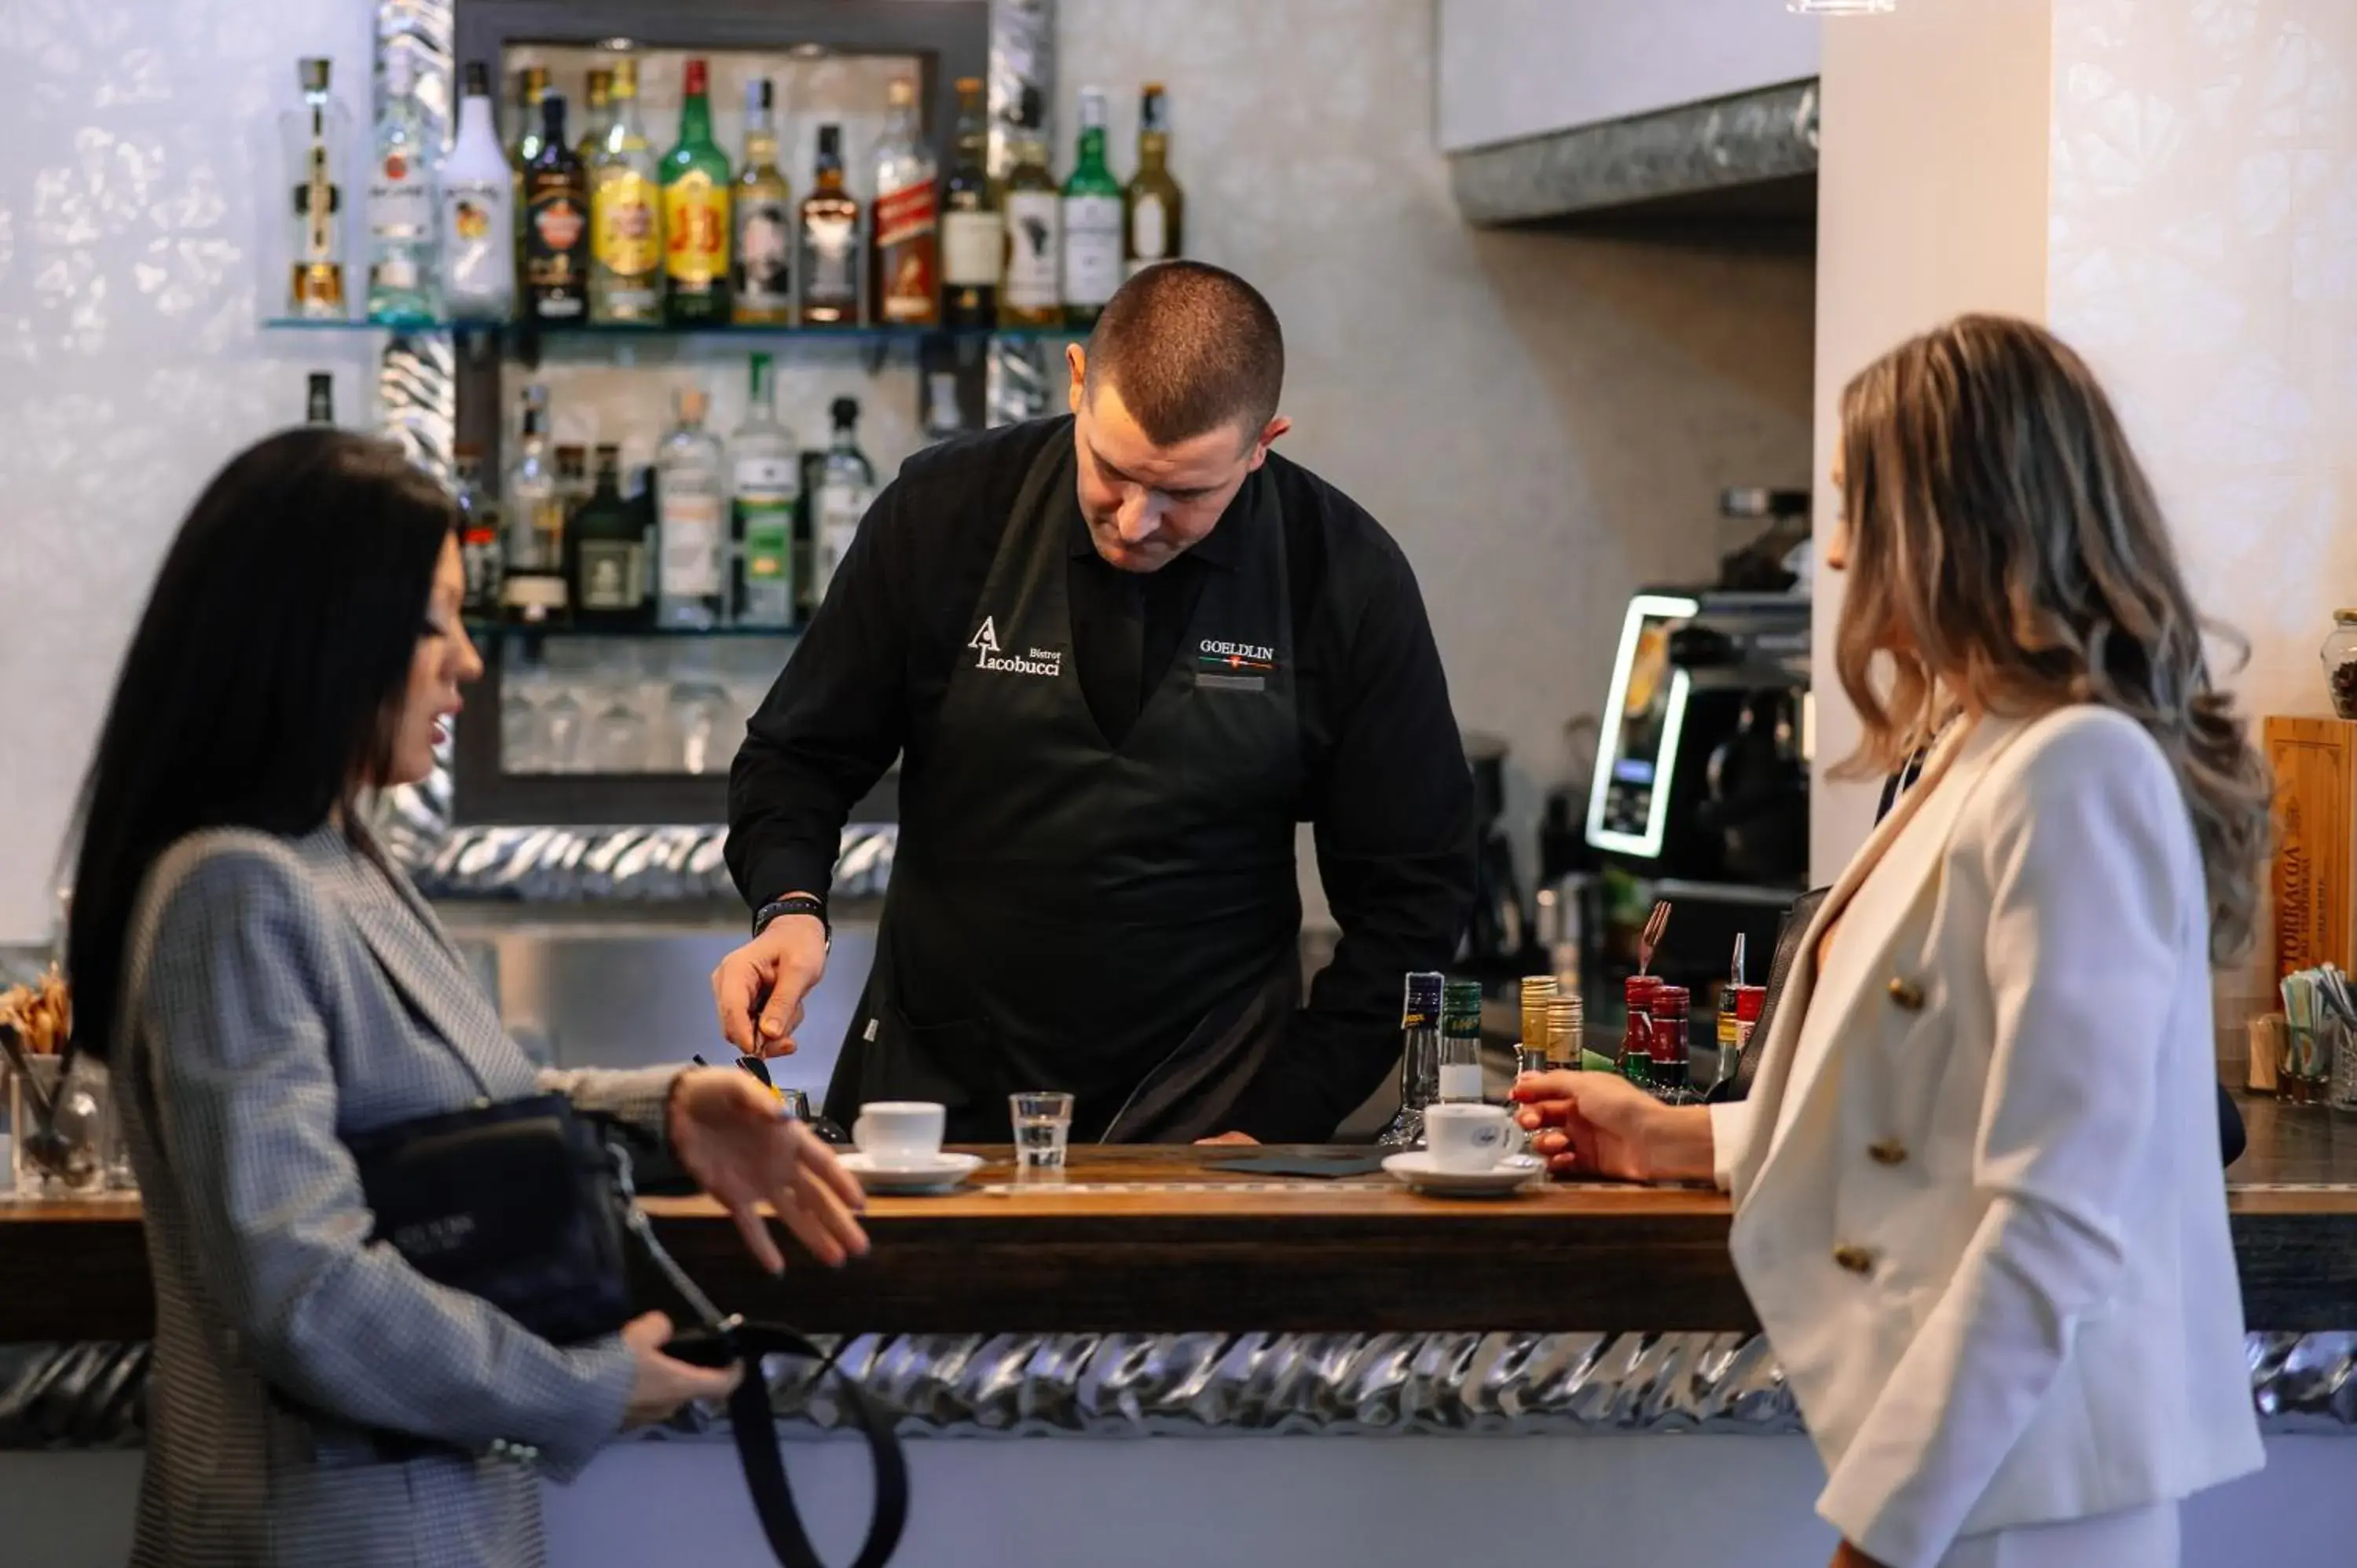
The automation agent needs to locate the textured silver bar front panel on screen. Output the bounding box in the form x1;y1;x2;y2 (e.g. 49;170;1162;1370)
985;0;1057;428
10;1330;2357;1449
1450;81;1820;228
400;822;896;903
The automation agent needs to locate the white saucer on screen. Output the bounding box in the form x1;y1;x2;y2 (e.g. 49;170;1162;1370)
1382;1151;1545;1197
841;1150;982;1195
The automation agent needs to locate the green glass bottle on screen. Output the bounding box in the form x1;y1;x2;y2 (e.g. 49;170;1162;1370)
1060;87;1124;330
662;57;732;325
1439;979;1485;1104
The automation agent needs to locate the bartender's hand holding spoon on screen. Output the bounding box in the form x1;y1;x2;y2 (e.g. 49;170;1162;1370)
712;903;829;1057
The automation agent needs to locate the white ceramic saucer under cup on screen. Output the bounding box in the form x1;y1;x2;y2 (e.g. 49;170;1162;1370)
840;1150;983;1195
1381;1151;1545;1197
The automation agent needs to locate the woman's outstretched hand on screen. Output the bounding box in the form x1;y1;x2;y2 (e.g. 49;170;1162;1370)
1509;1070;1714;1183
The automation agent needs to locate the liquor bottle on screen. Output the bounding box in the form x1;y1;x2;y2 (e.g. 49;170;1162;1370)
305;373;335;425
1620;975;1660;1090
1548;994;1585;1073
1376;971;1446;1149
366;51;439;324
570;444;647;629
555;443;590;512
813;397;877;603
1519;975;1556;1067
1649;985;1692;1101
999;88;1060;329
1124;83;1184;278
523;93;590;323
440;62;516;320
656;386;728;630
453;444;504;614
871;78;939;327
732;354;799;628
283;58;350;319
1439;978;1485;1103
922;370;966;444
590;56;662;324
501;383;567;624
575;68;613;168
732;79;794;326
662;58;732;326
1061;87;1124;330
508;66;548;296
798;125;861;326
939;78;998;330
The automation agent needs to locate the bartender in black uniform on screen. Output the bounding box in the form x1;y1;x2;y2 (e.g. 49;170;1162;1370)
713;262;1475;1143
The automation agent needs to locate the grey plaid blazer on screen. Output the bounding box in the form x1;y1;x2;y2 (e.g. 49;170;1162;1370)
116;824;680;1567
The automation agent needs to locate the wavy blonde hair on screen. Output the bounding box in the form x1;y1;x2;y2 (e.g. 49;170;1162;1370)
1834;313;2271;962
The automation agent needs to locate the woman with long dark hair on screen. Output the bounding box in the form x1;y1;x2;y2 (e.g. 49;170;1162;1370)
68;428;867;1566
1514;316;2267;1567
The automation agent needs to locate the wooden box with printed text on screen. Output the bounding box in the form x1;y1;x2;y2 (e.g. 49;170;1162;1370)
2265;716;2357;981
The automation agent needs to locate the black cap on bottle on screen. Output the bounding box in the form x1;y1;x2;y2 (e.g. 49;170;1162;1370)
540;92;568;139
754;79;775;112
464;61;490;98
816;123;842;163
830;396;860;429
1017;85;1044;130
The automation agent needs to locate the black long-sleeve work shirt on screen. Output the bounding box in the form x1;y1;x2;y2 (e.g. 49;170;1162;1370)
726;416;1475;1142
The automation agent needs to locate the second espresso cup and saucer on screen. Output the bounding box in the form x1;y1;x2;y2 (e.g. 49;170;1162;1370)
1383;1102;1545;1197
838;1101;983;1195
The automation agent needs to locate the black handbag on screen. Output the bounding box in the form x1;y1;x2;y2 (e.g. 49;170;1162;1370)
349;1093;909;1568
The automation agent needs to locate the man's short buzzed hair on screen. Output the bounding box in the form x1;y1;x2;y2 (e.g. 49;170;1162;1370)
1082;261;1285;447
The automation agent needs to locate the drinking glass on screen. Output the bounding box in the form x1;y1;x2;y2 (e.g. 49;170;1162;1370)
1010;1090;1074;1174
500;676;544;774
538;684;586;773
585;657;654;774
668;678;741;775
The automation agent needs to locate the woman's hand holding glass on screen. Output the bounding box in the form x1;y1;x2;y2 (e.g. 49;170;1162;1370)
1508;1070;1716;1183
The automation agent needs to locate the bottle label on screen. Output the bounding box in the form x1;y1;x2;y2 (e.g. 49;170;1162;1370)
739;471;794;587
816;484;871;596
1128;193;1168;277
802;212;859;310
1003;192;1061;310
577;540;645;610
874;181;939;323
593;171;660;278
735;198;794;310
370;153;433;239
526;189;588;303
1437;1062;1485;1102
1061;194;1124;308
943;209;1001;288
659;493;724;596
664;173;729;287
441;181;512;305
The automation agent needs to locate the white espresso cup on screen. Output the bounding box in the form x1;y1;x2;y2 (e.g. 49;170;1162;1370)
852;1101;947;1163
1424;1102;1513;1174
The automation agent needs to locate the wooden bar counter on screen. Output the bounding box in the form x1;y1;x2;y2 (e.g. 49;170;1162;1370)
6;1100;2357;1343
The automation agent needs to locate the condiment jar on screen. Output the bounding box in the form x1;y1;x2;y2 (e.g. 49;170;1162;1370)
2322;610;2357;719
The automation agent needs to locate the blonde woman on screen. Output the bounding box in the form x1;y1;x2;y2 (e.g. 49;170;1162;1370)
1515;315;2267;1568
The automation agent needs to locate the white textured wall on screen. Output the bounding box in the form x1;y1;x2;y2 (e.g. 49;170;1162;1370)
1807;0;2055;885
0;0;1815;943
1436;0;1823;153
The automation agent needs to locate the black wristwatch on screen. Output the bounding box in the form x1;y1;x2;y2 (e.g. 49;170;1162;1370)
753;894;830;947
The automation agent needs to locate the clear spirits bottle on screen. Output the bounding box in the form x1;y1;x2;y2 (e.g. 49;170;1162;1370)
656;386;729;630
306;373;335;426
732;79;794;325
871;77;939;326
940;76;998;328
1377;972;1446;1148
501;383;566;624
732;354;799;628
814;397;877;605
999;88;1060;330
440;62;516;320
1439;978;1485;1102
366;51;438;324
922;370;966;444
1061;87;1124;329
797;125;861;326
283;57;350;319
590;56;662;324
1124;84;1184;278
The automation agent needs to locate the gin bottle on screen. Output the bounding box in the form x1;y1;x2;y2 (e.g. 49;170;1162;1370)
1060;87;1124;329
283;57;351;319
731;354;799;628
656;387;729;630
813;397;877;605
366;51;438;324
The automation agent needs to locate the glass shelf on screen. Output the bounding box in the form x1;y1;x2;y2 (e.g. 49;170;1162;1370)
466;619;803;640
266;316;1078;344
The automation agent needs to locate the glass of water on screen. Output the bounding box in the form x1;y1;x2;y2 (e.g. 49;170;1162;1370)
1010;1090;1074;1174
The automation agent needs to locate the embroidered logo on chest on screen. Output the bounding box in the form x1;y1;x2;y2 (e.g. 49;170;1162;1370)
970;616;1064;678
1197;637;1277;674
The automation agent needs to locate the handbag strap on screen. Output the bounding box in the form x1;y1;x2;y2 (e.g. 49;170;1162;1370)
707;1323;910;1568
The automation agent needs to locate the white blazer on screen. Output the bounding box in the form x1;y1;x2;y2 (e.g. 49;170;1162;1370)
1709;705;2263;1568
